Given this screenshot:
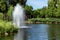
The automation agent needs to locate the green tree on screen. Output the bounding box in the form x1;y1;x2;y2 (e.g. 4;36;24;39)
33;10;40;18
9;0;27;7
0;0;8;20
40;7;47;18
0;0;27;20
48;0;60;18
7;6;14;21
25;5;33;18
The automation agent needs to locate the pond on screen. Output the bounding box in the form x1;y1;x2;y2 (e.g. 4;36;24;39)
0;24;60;40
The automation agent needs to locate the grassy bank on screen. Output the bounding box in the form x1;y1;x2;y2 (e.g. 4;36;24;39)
0;20;18;36
27;18;60;24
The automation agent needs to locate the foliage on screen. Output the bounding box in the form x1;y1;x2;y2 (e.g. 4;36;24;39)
25;5;33;18
24;0;60;18
0;13;3;20
0;0;8;12
48;0;60;18
7;6;14;20
0;20;18;34
9;0;27;6
0;0;60;19
7;6;13;17
0;0;27;20
28;18;60;23
0;0;27;12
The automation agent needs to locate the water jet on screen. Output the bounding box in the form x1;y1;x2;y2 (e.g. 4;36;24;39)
13;4;29;40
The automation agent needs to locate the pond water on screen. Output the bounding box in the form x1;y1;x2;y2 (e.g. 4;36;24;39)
1;24;60;40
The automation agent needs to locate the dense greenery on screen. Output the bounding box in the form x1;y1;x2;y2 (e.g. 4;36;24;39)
0;0;60;20
7;6;14;21
28;18;60;24
24;0;60;24
25;0;60;18
25;6;60;18
25;5;33;18
0;0;27;20
0;20;18;35
0;0;27;35
0;0;60;35
0;0;60;36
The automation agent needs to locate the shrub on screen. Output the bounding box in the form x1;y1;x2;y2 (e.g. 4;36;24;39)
28;18;60;23
7;6;14;20
0;20;18;34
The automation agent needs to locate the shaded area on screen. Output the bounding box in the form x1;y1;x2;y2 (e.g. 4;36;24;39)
0;35;14;40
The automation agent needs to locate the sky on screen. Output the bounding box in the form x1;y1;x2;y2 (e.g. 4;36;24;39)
26;0;48;10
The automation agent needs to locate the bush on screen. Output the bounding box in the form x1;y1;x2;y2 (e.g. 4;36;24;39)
7;6;14;20
28;18;60;23
0;20;18;34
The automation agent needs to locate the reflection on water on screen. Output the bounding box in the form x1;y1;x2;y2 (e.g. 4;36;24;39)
49;24;60;40
0;24;60;40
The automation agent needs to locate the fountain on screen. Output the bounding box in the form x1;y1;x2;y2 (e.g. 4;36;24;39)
13;4;28;40
13;4;49;40
13;4;28;28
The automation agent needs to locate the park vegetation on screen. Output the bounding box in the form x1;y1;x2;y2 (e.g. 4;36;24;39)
0;0;60;35
0;0;27;36
25;0;60;24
